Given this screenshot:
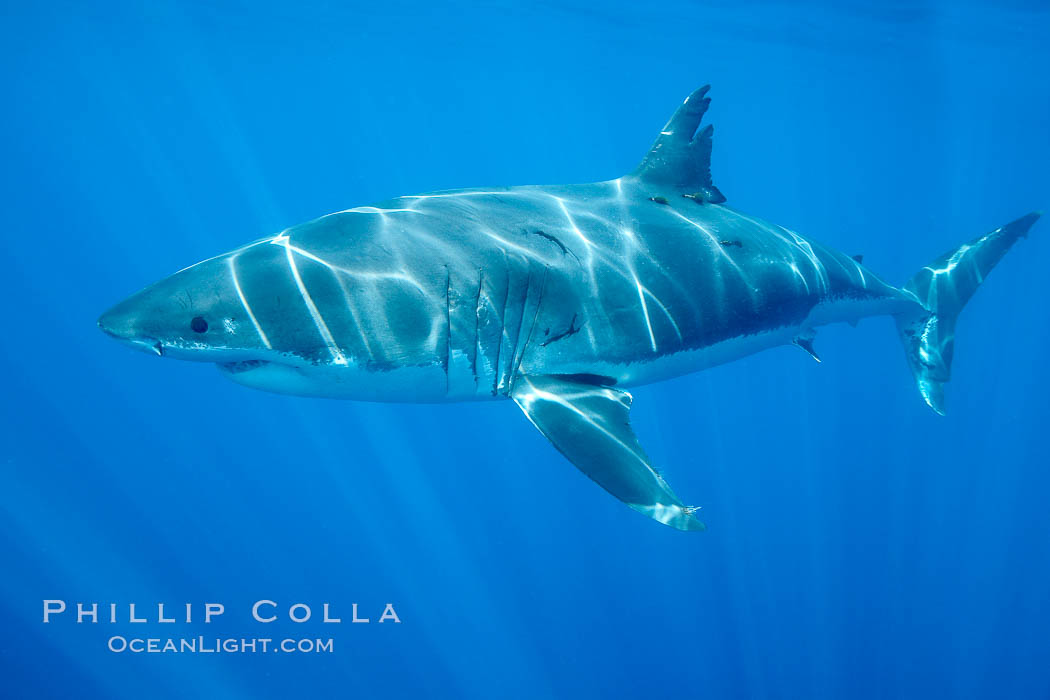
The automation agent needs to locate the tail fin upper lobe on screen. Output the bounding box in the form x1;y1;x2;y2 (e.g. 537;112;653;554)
896;212;1041;414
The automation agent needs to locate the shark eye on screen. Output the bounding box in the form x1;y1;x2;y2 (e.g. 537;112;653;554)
190;316;208;333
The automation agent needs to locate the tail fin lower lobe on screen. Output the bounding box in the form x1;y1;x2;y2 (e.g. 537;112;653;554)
896;212;1041;414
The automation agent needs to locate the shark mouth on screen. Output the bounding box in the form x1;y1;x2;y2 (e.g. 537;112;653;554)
215;356;325;397
219;359;271;374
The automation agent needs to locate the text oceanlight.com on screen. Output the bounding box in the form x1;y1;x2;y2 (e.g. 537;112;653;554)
107;636;334;654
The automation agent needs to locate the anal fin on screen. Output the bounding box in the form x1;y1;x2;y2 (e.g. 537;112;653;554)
511;375;705;531
793;329;821;362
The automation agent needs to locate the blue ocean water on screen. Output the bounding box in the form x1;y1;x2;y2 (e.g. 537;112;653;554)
2;1;1049;697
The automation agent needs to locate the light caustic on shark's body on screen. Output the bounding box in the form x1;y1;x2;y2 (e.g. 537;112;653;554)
99;85;1041;532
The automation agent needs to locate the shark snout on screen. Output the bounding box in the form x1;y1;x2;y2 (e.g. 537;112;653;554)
97;308;165;357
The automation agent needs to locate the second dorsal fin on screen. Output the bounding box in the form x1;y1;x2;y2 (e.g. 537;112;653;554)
631;85;725;202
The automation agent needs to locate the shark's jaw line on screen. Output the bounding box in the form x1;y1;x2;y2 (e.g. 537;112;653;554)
214;356;335;398
99;320;300;372
218;359;272;375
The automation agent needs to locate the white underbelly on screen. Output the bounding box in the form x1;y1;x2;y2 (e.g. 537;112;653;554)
602;327;797;388
218;359;466;403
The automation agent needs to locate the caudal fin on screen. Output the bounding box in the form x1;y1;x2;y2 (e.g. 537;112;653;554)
897;212;1041;414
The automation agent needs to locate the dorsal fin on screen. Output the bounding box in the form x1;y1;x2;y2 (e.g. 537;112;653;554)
631;85;725;202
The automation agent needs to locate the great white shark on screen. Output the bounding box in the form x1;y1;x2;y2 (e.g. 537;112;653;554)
99;86;1040;531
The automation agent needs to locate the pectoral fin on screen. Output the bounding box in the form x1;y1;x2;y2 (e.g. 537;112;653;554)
511;375;705;531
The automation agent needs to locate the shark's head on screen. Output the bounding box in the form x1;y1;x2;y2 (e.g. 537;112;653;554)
99;221;453;401
97;235;404;399
97;239;330;399
97;250;275;366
